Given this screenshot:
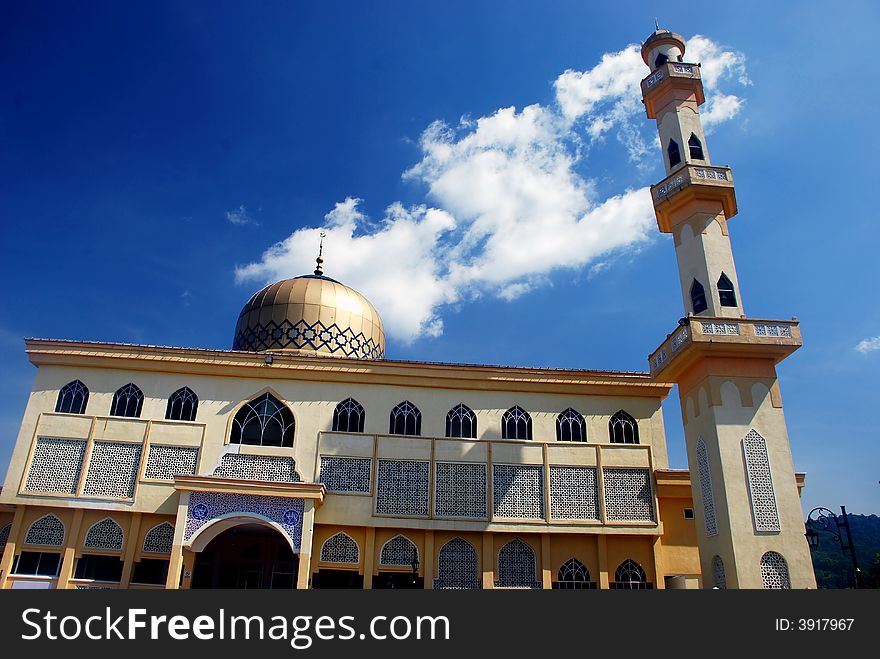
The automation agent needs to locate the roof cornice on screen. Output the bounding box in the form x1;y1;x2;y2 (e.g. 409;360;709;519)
24;338;672;398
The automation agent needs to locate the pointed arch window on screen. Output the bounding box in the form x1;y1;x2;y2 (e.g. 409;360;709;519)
389;401;421;436
554;558;595;589
56;380;89;415
654;52;668;69
496;538;539;589
760;551;791;589
110;383;143;418
688;133;705;160
612;559;652;589
333;398;365;433
501;406;532;441
667;139;682;167
230;392;295;447
691;279;708;314
717;273;737;307
609;410;639;444
435;537;480;589
556;408;587;442
446;403;477;439
166;387;198;421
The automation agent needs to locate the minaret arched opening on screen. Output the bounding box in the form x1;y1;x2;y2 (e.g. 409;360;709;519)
654;52;668;69
688;133;705;160
667;139;682;168
690;279;708;314
717;273;737;307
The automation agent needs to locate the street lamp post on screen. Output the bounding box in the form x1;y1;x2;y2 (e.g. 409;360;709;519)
805;506;861;589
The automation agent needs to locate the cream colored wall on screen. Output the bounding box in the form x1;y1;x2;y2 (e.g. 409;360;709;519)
683;375;815;588
675;215;745;318
645;43;683;70
657;101;710;174
1;361;670;515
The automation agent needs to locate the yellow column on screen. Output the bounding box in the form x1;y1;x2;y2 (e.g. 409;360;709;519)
540;534;552;589
0;506;26;589
165;491;191;590
652;535;666;589
181;549;195;589
56;509;84;589
597;534;609;590
423;530;434;589
118;512;142;589
296;500;316;589
481;532;494;589
362;527;375;590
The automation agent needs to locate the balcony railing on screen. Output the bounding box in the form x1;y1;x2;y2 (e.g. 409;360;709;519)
649;317;802;378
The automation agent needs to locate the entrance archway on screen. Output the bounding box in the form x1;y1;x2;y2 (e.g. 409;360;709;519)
191;523;298;589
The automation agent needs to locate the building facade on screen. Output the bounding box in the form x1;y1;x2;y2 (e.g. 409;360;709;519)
0;30;814;590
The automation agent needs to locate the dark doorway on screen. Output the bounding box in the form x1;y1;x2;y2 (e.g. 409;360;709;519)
191;524;298;589
312;569;364;589
373;571;424;589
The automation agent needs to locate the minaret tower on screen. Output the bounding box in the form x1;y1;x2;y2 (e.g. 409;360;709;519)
640;30;815;588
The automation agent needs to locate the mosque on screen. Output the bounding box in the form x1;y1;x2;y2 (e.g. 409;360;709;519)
0;30;816;590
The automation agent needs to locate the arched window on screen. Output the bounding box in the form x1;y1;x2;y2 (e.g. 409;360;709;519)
83;518;124;551
320;532;359;564
166;387;198;421
717;273;737;307
496;539;538;588
379;535;419;567
110;383;143;418
446;403;477;439
142;522;174;554
436;538;480;589
654;52;668;68
556;408;586;442
760;551;791;589
609;410;639;444
333;398;365;433
688;133;704;160
612;559;651;589
389;401;421;436
56;380;89;414
501;406;532;441
690;279;708;314
667;139;682;167
24;514;65;547
554;558;593;589
230;392;295;447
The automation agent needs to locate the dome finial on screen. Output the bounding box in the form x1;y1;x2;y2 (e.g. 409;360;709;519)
314;231;326;276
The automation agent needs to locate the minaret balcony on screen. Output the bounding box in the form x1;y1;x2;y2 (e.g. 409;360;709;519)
650;164;737;232
640;62;704;118
648;316;802;382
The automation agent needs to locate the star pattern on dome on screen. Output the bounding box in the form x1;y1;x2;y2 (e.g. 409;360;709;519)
233;318;384;359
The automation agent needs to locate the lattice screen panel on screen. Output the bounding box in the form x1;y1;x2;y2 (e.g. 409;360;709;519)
742;430;780;532
375;460;429;517
83;442;142;499
319;456;372;493
144;445;199;480
549;466;599;520
492;465;544;519
213;454;300;482
434;462;487;518
83;518;125;551
696;438;719;536
603;468;654;522
24;437;87;494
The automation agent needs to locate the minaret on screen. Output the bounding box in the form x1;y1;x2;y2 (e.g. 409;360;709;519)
641;30;815;588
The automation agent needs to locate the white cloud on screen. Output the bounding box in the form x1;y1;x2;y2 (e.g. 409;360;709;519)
236;35;749;343
226;205;256;225
855;336;880;354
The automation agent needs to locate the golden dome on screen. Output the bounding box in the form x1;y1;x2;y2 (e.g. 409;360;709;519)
233;274;385;359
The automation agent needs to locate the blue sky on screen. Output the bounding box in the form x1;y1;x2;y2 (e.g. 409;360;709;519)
1;1;877;515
